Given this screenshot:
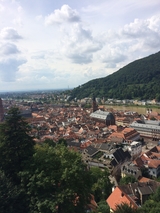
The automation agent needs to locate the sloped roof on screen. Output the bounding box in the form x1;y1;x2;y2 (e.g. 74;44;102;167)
107;181;160;210
106;186;137;211
148;159;160;168
85;145;99;156
130;121;160;131
111;148;131;166
90;110;114;121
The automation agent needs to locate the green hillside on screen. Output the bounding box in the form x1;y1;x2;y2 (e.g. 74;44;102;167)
70;51;160;101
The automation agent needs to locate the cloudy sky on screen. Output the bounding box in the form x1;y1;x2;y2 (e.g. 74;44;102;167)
0;0;160;92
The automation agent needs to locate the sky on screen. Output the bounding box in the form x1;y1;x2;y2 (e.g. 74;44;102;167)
0;0;160;92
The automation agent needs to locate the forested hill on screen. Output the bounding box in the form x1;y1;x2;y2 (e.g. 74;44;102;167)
69;51;160;101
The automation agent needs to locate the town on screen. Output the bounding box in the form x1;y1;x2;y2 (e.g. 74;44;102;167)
1;91;160;212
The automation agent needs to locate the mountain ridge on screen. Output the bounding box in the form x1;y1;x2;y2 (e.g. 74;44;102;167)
69;51;160;101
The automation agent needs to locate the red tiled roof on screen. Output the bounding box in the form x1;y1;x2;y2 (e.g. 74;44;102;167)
107;187;137;211
148;159;160;168
138;177;152;183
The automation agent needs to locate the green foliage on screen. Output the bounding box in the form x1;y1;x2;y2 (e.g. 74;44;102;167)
119;175;137;185
69;51;160;101
24;143;92;213
140;186;160;213
90;167;112;202
114;203;138;213
97;200;110;213
141;167;150;178
43;138;56;147
57;138;67;146
0;170;29;213
0;107;35;183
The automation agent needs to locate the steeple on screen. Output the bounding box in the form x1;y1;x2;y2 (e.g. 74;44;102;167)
92;95;98;112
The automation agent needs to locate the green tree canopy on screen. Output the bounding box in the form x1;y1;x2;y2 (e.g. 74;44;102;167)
0;170;28;213
0;107;35;183
114;203;138;213
140;186;160;213
119;175;136;185
23;143;93;213
90;167;112;202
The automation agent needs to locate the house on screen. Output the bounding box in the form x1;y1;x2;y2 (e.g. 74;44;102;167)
82;145;99;158
135;146;160;178
108;128;140;143
107;186;138;212
107;181;160;212
148;159;160;178
115;116;131;127
110;148;131;178
121;162;142;179
128;141;142;159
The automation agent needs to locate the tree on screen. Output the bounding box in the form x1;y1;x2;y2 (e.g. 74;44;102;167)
57;138;67;146
140;200;160;213
24;143;92;213
0;169;30;213
90;167;112;202
43;138;56;147
119;175;136;185
140;186;160;213
114;203;138;213
97;200;110;213
0;107;35;183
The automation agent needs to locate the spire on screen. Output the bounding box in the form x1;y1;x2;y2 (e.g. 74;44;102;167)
92;95;98;112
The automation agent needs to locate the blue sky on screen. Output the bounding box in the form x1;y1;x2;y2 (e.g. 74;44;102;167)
0;0;160;91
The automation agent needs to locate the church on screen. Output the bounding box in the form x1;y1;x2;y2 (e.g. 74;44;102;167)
90;109;115;126
90;96;115;126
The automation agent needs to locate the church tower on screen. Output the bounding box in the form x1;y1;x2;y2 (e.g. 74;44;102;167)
0;98;4;122
92;96;98;112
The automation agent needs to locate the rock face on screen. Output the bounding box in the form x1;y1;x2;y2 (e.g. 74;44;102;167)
0;98;4;122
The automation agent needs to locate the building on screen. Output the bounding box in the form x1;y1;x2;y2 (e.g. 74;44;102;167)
110;148;131;178
121;162;142;179
107;181;160;212
130;121;160;140
108;128;140;143
90;110;115;126
92;96;98;112
110;148;131;168
20;109;32;118
0;98;4;122
128;141;142;159
135;146;160;178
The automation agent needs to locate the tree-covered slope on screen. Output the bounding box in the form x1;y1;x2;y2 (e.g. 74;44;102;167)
70;51;160;101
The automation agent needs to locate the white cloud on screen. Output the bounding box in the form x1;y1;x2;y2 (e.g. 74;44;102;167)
45;4;80;25
0;58;26;82
81;5;99;13
17;6;23;13
0;0;160;91
61;24;103;64
0;3;4;11
0;43;20;55
0;27;22;40
35;15;43;21
13;18;23;27
119;16;160;53
101;48;127;64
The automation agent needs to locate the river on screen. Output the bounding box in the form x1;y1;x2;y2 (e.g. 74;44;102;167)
104;105;160;114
